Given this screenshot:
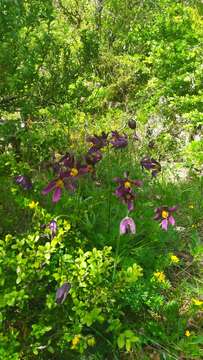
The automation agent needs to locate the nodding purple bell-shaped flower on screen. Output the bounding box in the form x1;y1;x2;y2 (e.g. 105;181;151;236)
140;157;161;177
49;220;57;239
56;282;71;304
120;217;136;235
15;175;32;190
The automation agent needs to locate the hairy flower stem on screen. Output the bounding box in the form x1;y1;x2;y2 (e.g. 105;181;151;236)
112;235;121;281
107;144;112;233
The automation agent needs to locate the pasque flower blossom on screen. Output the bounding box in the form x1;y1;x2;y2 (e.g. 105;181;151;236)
86;132;108;150
62;154;89;178
15;175;32;190
114;173;142;211
140;157;161;177
85;147;102;165
56;282;71;304
120;217;136;235
110;131;128;149
49;220;57;239
42;172;68;203
42;154;90;202
154;206;177;231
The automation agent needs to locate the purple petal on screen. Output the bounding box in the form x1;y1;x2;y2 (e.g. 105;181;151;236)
133;180;143;187
169;215;175;226
15;175;32;189
120;217;136;235
115;186;124;197
52;187;62;202
42;180;56;195
127;199;134;211
154;208;162;220
49;220;57;238
113;177;123;183
152;170;158;177
161;219;168;231
78;165;89;175
63;154;75;168
169;206;177;213
56;282;71;304
65;181;77;192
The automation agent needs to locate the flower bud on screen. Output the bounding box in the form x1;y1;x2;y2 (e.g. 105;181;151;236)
128;119;136;129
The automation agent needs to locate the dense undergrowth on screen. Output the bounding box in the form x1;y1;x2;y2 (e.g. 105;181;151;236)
0;0;203;359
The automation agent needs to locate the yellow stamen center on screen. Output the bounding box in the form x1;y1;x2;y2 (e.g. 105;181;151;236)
124;181;131;189
162;210;169;219
70;168;78;177
56;179;64;188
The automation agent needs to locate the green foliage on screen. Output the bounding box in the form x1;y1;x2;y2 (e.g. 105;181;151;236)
0;0;203;359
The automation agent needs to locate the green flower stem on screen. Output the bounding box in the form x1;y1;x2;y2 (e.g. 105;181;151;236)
107;144;112;233
112;234;121;281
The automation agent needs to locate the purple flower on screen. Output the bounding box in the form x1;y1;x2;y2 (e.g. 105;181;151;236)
49;220;57;239
110;131;128;149
114;174;142;211
140;157;161;177
86;132;108;150
85;148;102;165
52;153;73;175
42;173;68;203
120;217;136;235
56;282;71;304
154;206;177;231
60;153;75;168
15;175;32;190
61;154;89;179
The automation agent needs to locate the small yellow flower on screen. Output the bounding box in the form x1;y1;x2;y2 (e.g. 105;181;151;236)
87;337;96;347
28;201;38;209
170;254;180;264
192;298;203;306
192;224;197;228
154;271;166;283
188;204;194;209
185;330;191;337
63;220;71;231
71;335;81;348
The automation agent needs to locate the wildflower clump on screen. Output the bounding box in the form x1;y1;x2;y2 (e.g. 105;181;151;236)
28;200;38;209
170;254;180;264
153;271;166;283
192;298;203;306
